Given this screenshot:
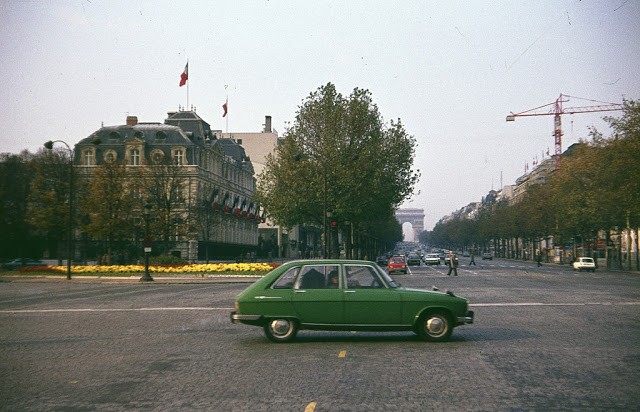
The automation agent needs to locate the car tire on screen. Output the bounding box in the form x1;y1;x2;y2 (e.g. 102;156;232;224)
416;311;453;342
264;318;298;343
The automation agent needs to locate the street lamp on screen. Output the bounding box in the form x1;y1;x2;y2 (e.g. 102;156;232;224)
141;202;154;282
44;140;74;280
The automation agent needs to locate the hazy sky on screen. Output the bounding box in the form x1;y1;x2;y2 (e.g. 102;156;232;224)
1;0;638;230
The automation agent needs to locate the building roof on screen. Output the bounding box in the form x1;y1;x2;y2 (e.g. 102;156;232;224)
80;123;193;147
213;138;249;163
164;110;214;145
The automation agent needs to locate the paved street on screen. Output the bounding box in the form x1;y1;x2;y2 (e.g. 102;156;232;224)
1;259;639;411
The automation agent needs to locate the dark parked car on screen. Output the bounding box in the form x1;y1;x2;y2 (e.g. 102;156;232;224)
406;254;421;266
1;258;45;270
231;259;474;342
375;255;389;266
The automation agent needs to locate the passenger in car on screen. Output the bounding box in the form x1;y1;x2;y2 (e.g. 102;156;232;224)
327;271;339;288
300;269;325;289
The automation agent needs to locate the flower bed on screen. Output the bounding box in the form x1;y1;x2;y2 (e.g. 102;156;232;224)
16;262;279;276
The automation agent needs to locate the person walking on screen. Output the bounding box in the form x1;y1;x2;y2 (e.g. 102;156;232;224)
469;252;476;266
536;249;542;267
447;251;458;276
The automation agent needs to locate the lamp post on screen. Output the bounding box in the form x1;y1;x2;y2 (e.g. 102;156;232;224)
44;140;74;280
141;202;154;282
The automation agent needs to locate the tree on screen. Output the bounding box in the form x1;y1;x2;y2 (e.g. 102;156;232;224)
0;151;41;259
256;83;419;257
80;160;138;263
134;156;192;255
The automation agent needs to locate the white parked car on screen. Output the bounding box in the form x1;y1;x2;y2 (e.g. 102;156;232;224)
572;257;596;272
423;253;441;265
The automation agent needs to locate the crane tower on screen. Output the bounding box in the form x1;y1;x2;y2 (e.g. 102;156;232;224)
506;94;623;171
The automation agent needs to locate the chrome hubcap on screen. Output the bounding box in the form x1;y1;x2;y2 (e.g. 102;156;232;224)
426;317;444;335
271;320;291;336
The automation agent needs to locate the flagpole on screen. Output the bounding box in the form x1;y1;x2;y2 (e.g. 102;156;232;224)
225;94;229;136
187;62;190;109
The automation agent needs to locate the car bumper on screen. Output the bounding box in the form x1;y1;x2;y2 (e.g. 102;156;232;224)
457;310;474;325
230;312;262;324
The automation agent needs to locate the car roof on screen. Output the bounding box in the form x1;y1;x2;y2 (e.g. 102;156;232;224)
282;259;376;265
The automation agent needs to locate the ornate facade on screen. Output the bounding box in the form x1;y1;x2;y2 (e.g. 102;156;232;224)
74;111;261;261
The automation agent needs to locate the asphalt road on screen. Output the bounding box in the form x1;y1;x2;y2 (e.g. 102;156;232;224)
1;259;639;411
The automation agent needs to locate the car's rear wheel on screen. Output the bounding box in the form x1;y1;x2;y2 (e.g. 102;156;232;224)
264;318;298;343
416;311;453;342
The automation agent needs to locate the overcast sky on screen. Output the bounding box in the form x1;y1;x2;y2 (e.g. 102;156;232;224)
1;0;638;230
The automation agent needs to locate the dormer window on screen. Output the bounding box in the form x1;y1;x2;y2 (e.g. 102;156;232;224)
82;149;95;166
172;148;184;165
109;132;120;141
129;148;140;165
156;131;167;140
134;131;144;140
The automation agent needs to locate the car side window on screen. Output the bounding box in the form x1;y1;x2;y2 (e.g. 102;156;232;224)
272;267;300;289
295;265;340;289
344;265;384;289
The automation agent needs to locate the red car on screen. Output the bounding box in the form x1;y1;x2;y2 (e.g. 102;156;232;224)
387;255;408;274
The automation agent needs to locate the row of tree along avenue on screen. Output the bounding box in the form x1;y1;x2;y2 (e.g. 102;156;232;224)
256;83;419;259
424;100;640;271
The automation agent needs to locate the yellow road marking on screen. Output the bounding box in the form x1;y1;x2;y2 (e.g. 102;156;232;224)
304;401;317;411
338;350;347;358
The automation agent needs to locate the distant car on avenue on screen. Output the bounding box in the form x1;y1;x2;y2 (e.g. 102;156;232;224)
482;252;493;260
375;255;388;266
444;253;458;266
406;254;421;266
423;253;441;265
387;255;408;274
231;259;474;343
1;258;45;270
572;257;596;272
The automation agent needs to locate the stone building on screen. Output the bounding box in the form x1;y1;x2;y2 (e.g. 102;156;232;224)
224;116;322;258
74;110;260;261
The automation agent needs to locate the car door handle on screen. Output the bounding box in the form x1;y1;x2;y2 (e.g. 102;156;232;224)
344;290;356;293
254;296;283;299
294;290;306;293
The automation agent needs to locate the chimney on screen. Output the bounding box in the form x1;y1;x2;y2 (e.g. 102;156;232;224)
126;116;138;126
264;115;272;133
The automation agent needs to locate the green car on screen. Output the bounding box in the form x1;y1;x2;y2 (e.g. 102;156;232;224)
231;259;474;343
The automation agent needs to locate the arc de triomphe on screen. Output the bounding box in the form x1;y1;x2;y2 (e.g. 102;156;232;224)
395;208;425;242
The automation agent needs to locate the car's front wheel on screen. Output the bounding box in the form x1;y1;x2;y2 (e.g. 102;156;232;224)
264;318;298;343
416;311;453;342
